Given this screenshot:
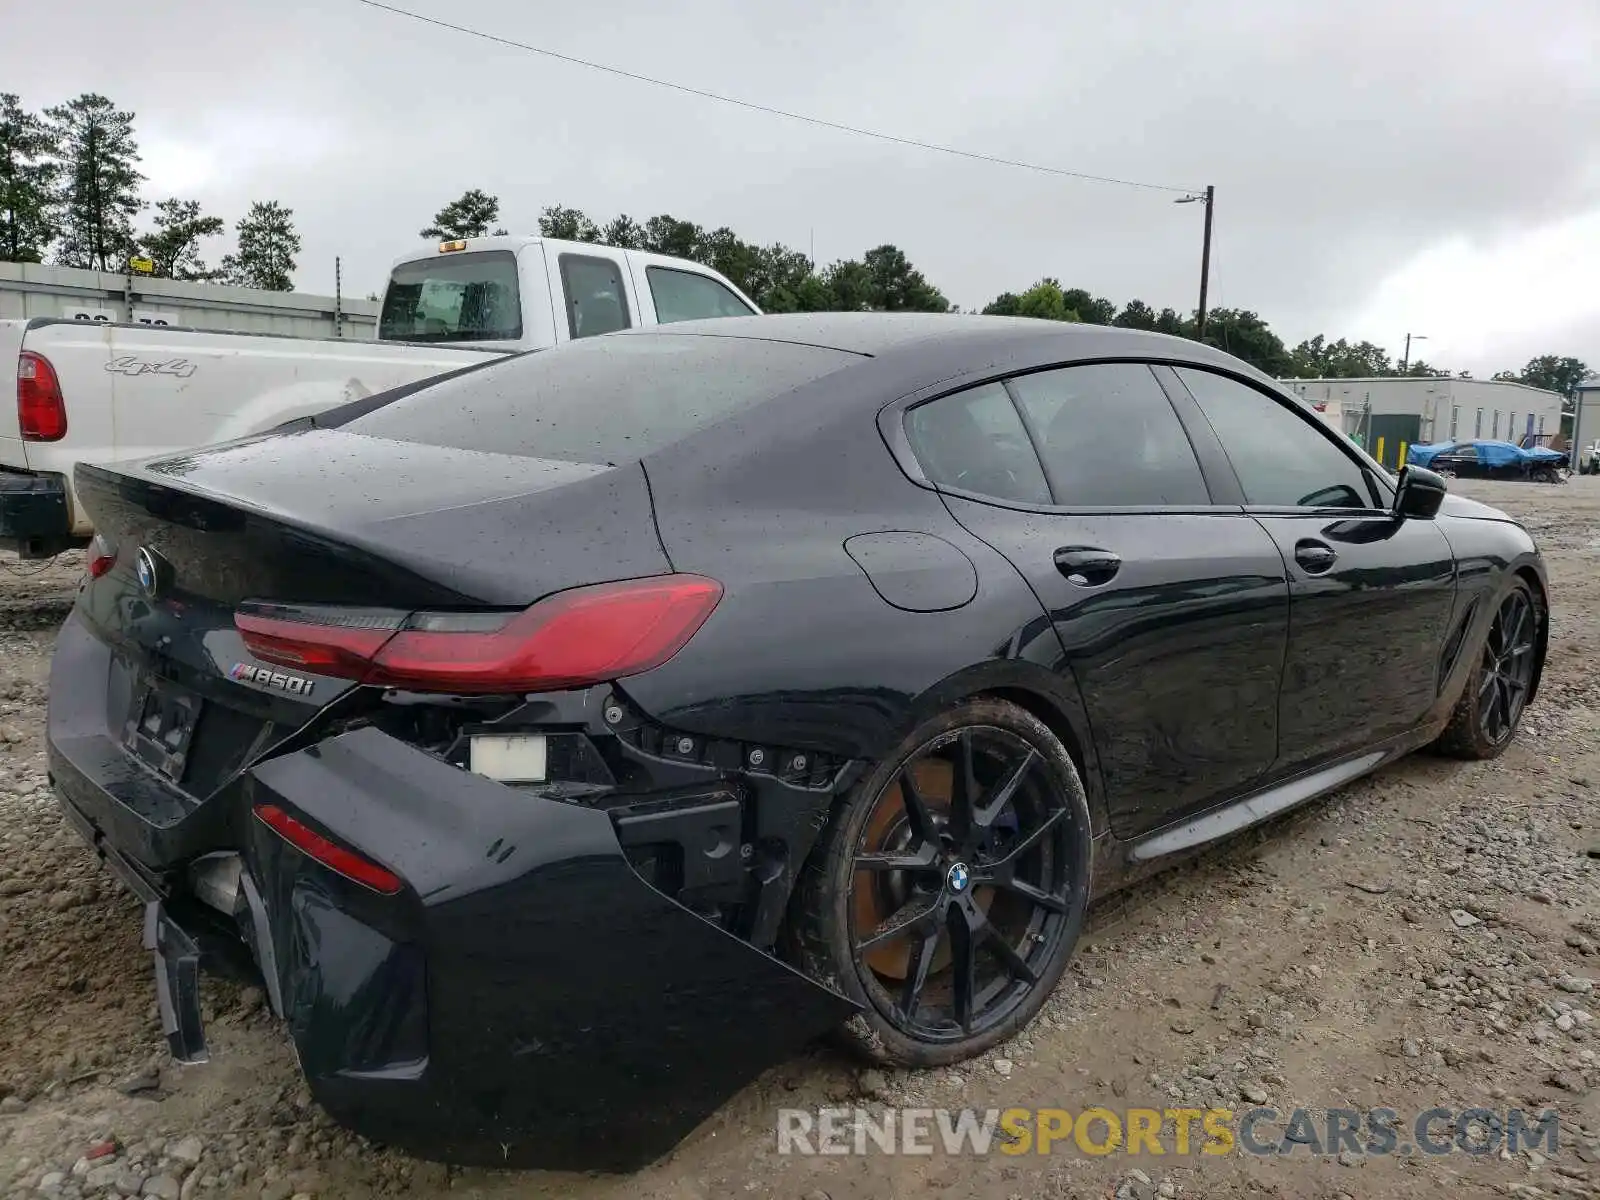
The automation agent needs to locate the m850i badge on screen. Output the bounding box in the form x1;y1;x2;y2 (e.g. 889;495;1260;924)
229;663;315;696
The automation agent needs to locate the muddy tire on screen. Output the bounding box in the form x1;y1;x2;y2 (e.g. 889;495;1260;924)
791;698;1092;1067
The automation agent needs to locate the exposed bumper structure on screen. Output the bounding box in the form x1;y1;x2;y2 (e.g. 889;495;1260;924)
246;729;858;1169
0;469;79;557
48;614;860;1171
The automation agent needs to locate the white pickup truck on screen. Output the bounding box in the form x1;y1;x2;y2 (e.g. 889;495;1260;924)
0;235;759;556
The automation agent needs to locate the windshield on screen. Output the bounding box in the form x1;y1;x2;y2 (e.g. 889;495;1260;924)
379;250;522;343
343;334;856;464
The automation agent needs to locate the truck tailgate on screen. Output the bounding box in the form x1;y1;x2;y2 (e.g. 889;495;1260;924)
0;319;30;466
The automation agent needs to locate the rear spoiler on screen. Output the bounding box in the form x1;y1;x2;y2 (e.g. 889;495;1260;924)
263;350;532;436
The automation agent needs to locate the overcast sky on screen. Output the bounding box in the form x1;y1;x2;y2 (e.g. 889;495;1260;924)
6;0;1599;374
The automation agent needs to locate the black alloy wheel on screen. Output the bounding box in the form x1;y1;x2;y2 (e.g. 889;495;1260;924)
793;699;1091;1066
1477;587;1538;745
1436;578;1543;760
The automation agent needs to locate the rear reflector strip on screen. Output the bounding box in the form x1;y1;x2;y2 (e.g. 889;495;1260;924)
253;804;404;895
87;533;117;580
234;575;722;695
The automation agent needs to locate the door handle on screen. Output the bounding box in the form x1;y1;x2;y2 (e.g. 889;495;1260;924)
1054;547;1121;586
1294;539;1337;574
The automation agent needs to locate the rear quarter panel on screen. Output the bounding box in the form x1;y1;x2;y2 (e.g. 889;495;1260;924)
629;356;1084;765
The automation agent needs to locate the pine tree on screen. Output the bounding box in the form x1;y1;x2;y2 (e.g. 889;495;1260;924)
221;201;301;291
0;93;60;263
420;189;504;239
140;199;226;280
46;93;144;270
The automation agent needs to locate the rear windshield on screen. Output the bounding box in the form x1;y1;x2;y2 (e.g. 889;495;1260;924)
343;334;857;464
379;250;522;343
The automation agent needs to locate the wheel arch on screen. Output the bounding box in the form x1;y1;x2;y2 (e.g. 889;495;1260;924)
778;659;1112;963
901;659;1111;842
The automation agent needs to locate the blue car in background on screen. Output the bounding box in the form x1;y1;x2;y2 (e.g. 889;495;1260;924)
1408;439;1568;483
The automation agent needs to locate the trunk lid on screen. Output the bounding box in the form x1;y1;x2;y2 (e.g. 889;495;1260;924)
71;426;671;805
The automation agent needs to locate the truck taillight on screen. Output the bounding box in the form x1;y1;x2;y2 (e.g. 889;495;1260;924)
18;351;67;441
234;575;724;694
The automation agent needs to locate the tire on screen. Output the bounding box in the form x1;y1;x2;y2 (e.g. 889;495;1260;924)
791;698;1092;1067
1434;577;1543;760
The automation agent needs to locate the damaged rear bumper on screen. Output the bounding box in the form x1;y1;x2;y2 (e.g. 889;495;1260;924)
52;720;859;1171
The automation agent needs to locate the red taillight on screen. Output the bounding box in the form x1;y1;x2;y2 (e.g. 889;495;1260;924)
234;575;723;695
253;804;404;895
86;533;117;579
18;351;67;441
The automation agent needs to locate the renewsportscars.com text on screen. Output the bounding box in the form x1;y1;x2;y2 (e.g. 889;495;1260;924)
777;1105;1561;1158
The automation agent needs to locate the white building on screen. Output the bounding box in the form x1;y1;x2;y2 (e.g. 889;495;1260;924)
1574;377;1600;466
1280;376;1565;470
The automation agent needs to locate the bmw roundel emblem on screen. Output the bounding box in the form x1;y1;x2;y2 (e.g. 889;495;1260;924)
135;548;159;596
947;862;970;893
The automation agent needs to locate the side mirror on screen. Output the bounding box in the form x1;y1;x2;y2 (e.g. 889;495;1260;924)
1394;464;1447;520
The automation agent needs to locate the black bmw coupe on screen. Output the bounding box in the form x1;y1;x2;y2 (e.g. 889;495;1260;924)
48;314;1547;1170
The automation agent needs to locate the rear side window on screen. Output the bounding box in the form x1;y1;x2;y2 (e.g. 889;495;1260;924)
1009;364;1209;506
379;250;522;343
1176;367;1376;509
648;267;756;323
560;255;632;340
905;383;1051;506
344;335;857;464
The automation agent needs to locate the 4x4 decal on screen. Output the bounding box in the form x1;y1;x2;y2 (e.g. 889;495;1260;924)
105;356;198;379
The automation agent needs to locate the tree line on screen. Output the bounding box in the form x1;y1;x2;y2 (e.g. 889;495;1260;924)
421;190;1589;396
0;92;301;289
422;190;951;316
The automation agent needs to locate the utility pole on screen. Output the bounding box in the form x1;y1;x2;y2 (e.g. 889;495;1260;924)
1177;185;1215;339
334;256;343;339
1401;332;1426;374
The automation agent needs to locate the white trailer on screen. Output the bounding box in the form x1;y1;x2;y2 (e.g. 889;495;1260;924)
0;261;375;341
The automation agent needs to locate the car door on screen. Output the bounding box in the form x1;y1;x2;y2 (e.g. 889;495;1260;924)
1165;366;1457;774
899;362;1289;840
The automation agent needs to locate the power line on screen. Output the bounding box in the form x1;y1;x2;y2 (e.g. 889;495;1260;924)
351;0;1200;195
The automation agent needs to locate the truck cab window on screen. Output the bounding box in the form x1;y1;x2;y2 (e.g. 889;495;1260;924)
379;251;522;343
647;267;756;324
560;255;632;340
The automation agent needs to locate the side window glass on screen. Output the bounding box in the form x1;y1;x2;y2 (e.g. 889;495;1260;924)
1008;364;1209;506
647;267;756;323
905;383;1051;506
1176;368;1375;509
559;255;632;340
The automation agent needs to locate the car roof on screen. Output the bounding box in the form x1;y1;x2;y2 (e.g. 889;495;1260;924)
610;312;1276;385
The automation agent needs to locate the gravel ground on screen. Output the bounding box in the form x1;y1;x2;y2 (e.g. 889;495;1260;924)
1;481;1598;1200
